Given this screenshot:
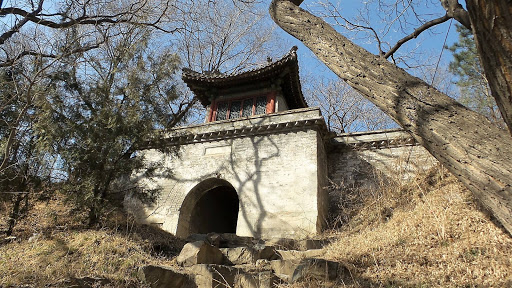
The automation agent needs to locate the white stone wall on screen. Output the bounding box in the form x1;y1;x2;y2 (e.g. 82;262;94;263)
130;108;328;239
328;129;438;188
128;111;438;240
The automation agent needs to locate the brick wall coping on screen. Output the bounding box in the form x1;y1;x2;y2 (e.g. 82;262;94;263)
331;128;418;150
160;107;328;145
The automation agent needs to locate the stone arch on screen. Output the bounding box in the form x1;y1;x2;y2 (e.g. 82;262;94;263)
176;178;239;238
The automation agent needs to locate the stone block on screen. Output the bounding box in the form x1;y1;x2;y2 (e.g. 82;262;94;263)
270;258;339;283
220;247;255;265
276;249;324;260
264;238;327;251
190;264;241;288
217;233;259;248
234;271;282;288
298;239;325;250
254;244;279;261
177;241;224;267
264;238;297;250
138;265;195;288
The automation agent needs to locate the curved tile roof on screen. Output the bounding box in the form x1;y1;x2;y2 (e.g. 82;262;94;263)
182;46;307;109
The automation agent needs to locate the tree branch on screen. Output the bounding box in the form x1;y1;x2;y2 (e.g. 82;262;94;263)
0;42;103;67
0;1;176;45
384;14;451;59
0;0;44;45
440;0;471;29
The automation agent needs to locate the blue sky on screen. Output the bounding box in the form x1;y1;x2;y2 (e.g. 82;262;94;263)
266;0;464;131
275;0;461;85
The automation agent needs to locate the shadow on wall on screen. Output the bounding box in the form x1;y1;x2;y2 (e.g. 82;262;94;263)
162;116;284;239
326;142;438;229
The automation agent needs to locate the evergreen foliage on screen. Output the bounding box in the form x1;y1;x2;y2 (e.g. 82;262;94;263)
447;25;505;128
34;28;192;225
0;65;49;235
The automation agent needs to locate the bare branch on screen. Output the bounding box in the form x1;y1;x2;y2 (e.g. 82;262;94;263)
384;14;451;59
0;42;104;67
0;1;176;46
0;0;44;45
440;0;471;29
322;3;384;56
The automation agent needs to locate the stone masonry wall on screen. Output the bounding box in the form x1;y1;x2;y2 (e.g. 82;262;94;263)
128;109;439;240
327;129;439;189
128;108;329;240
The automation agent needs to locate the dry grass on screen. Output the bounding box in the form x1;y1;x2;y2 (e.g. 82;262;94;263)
2;165;512;287
306;166;512;287
0;194;184;287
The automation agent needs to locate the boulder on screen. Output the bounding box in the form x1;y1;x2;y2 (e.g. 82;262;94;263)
177;241;224;267
138;265;196;288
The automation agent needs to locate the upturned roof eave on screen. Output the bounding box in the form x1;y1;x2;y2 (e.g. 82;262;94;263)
182;46;307;108
182;46;298;85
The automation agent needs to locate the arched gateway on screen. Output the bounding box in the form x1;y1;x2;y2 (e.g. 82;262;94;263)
176;178;239;238
129;47;437;239
130;47;331;239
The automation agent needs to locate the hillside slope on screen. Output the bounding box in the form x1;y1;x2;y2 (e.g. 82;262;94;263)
1;166;511;287
308;167;512;287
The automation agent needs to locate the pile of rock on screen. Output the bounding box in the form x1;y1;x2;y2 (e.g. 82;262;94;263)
139;233;345;288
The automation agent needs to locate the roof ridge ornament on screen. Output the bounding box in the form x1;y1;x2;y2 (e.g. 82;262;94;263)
182;46;306;109
182;46;299;79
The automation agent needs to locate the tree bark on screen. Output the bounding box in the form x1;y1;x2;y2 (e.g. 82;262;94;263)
466;0;512;134
270;0;512;234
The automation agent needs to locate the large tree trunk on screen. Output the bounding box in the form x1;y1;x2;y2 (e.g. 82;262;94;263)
466;1;512;134
270;0;512;234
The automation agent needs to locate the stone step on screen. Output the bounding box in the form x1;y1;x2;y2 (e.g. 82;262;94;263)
270;258;341;283
235;270;282;288
138;265;196;288
263;238;329;251
177;241;224;267
186;233;263;248
190;264;245;288
185;233;331;251
276;249;324;260
220;244;279;265
190;264;283;288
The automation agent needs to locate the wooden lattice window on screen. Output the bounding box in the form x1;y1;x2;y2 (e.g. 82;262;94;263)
212;95;272;121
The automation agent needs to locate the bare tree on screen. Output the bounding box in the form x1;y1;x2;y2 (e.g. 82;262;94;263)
0;0;178;172
172;0;287;74
270;0;512;234
305;79;396;133
0;0;181;232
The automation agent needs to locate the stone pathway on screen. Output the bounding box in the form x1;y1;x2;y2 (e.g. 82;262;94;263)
139;233;346;288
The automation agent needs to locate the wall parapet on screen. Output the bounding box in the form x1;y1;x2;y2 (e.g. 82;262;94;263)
331;128;418;150
158;107;328;146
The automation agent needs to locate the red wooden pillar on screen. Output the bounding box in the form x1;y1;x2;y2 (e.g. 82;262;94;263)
207;100;216;122
266;92;276;114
